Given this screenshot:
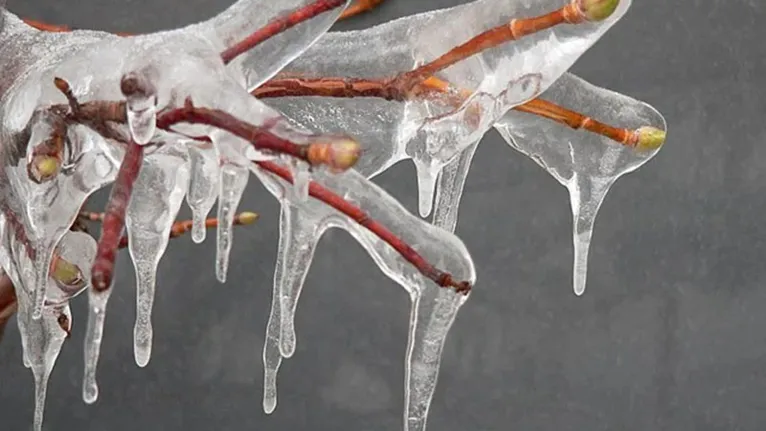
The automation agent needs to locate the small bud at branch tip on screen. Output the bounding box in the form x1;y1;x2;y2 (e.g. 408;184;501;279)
634;126;666;152
576;0;619;22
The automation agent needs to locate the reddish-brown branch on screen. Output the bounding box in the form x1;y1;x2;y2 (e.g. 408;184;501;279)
255;160;471;294
339;0;386;20
221;0;348;64
157;99;360;172
392;0;593;92
90;140;145;292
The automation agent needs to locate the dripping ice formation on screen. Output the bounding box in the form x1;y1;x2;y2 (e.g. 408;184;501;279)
494;73;666;295
0;1;481;430
251;162;475;430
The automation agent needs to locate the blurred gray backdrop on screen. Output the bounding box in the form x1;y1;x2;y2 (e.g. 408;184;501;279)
2;0;766;430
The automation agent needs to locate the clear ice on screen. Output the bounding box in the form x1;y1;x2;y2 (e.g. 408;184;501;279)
253;0;635;427
495;73;666;295
0;1;668;431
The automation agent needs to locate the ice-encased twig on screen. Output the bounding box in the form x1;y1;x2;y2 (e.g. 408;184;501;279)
494;72;667;295
197;0;353;88
251;1;628;420
261;0;630;209
252;161;475;430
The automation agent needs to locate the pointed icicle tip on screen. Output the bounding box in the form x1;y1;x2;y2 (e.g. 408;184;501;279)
577;0;620;22
634;126;666;153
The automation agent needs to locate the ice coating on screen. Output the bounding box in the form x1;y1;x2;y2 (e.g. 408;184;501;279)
495;72;667;295
262;0;631;215
198;0;353;88
126;146;189;367
252;161;475;431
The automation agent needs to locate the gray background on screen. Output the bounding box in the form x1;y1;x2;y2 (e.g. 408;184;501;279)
2;0;766;430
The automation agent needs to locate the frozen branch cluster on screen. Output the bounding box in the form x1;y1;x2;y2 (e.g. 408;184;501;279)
0;0;666;430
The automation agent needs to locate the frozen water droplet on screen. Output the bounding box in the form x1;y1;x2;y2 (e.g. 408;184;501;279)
186;145;219;244
126;155;188;367
432;142;479;233
215;164;249;283
83;288;111;404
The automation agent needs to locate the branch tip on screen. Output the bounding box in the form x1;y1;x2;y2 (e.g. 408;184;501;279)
576;0;620;22
633;126;665;152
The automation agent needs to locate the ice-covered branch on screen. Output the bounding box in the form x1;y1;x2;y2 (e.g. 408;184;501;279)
196;0;353;87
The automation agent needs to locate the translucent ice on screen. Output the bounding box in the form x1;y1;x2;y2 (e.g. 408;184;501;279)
198;0;353;88
495;73;667;295
126;145;189;367
252;161;475;431
215;163;249;283
185;143;220;244
83;287;110;404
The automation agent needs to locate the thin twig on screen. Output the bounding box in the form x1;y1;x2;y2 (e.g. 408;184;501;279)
157;98;361;172
255;160;472;294
339;0;386;20
221;0;348;64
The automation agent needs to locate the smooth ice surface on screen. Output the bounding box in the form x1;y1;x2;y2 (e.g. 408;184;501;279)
215;163;249;283
495;72;667;295
252;161;475;431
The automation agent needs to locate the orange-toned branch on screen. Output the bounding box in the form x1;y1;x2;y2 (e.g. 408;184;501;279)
339;0;386;20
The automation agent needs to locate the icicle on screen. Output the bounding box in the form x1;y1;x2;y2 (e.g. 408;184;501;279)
495;72;667;295
185;145;220;244
276;203;320;358
126;154;188;367
404;287;466;431
414;159;440;219
14;280;70;431
567;171;613;296
431;141;479;233
83;288;111;404
215;163;249;283
262;249;284;414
